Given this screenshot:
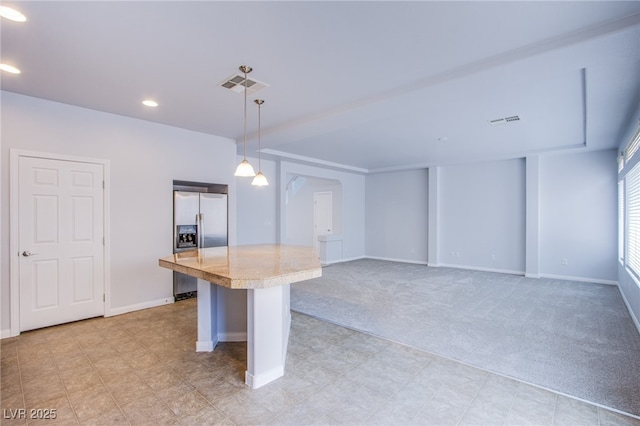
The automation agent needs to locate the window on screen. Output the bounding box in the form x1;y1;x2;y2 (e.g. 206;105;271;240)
625;163;640;279
618;153;625;173
619;180;624;263
624;127;640;162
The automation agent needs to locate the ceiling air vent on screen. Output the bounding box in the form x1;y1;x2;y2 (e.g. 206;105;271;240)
219;73;269;95
488;115;521;126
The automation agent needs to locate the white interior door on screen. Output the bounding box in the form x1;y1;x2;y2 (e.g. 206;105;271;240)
313;191;333;249
18;156;105;331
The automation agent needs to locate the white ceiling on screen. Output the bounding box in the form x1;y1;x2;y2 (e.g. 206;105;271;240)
2;1;639;173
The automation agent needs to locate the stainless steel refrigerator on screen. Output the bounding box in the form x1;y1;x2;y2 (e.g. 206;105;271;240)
173;182;228;300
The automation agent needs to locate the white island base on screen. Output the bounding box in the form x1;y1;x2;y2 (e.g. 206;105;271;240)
196;279;291;389
159;245;321;389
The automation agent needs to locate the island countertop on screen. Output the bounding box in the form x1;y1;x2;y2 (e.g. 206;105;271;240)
159;244;322;289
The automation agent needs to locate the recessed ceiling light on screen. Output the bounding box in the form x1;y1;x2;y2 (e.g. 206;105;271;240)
0;64;21;74
142;100;158;107
0;6;27;22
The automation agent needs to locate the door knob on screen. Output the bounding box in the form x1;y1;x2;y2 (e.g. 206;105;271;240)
22;250;38;257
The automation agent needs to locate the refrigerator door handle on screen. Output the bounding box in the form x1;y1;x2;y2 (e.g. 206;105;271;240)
197;213;204;248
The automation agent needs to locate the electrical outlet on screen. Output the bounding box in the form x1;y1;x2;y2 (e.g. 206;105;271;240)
491;254;496;261
455;252;460;257
561;258;568;265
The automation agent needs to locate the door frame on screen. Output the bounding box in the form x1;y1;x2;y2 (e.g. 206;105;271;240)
10;149;111;336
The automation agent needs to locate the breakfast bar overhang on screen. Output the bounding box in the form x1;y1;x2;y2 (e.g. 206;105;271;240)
159;244;321;389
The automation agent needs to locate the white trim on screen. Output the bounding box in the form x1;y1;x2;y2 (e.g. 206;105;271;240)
321;255;366;266
1;329;13;339
368;143;587;174
327;258;615;286
245;365;285;389
366;256;428;265
218;332;247;342
438;263;525;276
9;149;111;335
539;273;617;286
196;340;216;352
261;149;368;174
102;163;112;316
106;297;174;317
617;283;640;336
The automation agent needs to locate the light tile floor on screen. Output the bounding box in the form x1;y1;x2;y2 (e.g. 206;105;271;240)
1;299;639;426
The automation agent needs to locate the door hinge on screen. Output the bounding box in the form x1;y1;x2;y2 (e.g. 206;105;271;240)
102;181;105;189
103;294;105;302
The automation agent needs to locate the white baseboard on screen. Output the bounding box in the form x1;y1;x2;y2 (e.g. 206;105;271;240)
196;340;216;352
1;298;174;339
365;256;428;265
245;365;285;389
438;263;525;276
321;255;365;266
106;297;174;317
219;332;247;342
618;284;640;336
540;273;617;286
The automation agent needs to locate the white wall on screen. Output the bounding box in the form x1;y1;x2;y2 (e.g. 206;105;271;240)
1;92;237;333
438;158;526;273
235;155;278;245
540;149;618;283
362;154;616;282
365;169;428;263
279;161;365;261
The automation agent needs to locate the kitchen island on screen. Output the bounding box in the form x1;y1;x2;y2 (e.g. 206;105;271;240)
159;244;321;388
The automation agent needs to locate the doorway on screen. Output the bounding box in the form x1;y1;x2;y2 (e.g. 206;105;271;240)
10;150;110;334
284;175;342;249
313;191;333;250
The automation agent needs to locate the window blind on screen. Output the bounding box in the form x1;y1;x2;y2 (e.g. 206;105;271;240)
619;180;624;262
625;163;640;277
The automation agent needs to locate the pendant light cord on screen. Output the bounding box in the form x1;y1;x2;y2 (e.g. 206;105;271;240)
257;101;261;170
243;69;248;160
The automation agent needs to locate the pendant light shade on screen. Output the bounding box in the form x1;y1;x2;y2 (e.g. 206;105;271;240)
234;65;256;177
235;159;256;177
252;99;269;186
252;171;269;186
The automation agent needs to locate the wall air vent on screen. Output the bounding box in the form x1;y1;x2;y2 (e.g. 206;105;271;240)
219;73;269;94
488;115;521;126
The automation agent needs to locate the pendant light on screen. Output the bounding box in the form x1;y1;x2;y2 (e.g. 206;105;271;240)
234;65;256;177
252;99;269;186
